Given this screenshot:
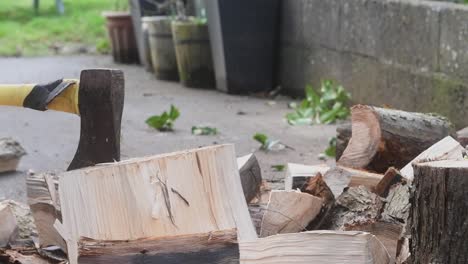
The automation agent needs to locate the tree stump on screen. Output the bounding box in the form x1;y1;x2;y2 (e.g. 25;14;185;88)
410;160;468;264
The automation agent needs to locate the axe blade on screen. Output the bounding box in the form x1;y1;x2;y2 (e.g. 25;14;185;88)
68;69;124;171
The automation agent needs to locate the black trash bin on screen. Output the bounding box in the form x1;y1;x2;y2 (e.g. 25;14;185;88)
205;0;280;94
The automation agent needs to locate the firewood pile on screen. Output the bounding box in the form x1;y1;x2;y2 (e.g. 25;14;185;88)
1;104;467;264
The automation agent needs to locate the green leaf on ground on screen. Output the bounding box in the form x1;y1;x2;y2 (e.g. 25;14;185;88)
253;133;280;151
271;164;285;172
192;126;218;135
324;137;337;157
146;105;180;131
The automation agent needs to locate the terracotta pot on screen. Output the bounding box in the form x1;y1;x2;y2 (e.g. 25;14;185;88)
103;11;139;64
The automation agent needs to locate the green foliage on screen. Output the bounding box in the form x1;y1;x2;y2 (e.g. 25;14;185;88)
192;126;218;135
286;80;351;125
146;105;180;131
324;137;337;157
253;133;280;151
112;0;128;11
96;38;110;54
271;164;285;172
0;0;113;56
192;16;207;25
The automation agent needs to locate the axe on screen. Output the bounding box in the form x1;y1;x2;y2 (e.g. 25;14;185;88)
0;69;124;170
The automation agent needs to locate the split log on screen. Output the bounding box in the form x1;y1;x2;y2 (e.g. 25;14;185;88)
237;154;262;203
301;173;335;230
259;190;322;237
284;163;329;190
338;105;453;173
285;163;383;196
0;138;26;173
26;173;65;249
325;166;383;196
324;186;384;230
0;202;17;248
51;144;256;264
410;160;468;263
0;200;36;248
78;229;239;264
395;220;411;264
240;231;391;263
381;180;411;263
344;221;402;261
457;126;468;147
336;121;351;160
0;249;51;264
248;180;271;205
400;136;464;181
374;167;402;197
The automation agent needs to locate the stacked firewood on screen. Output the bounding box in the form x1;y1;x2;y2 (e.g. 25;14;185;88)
1;105;467;264
248;105;467;264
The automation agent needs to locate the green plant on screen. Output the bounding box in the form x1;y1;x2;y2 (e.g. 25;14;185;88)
253;133;280;151
192;126;218;135
0;0;112;57
271;164;285;172
146;105;180;131
113;0;128;11
286;80;351;125
96;38;110;54
324;137;337;157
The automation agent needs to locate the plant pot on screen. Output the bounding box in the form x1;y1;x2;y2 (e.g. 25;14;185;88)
129;0;170;69
143;16;179;81
172;19;215;89
141;20;153;71
103;11;139;64
205;0;280;94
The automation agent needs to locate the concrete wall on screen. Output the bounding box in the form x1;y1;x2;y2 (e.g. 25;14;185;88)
279;0;468;128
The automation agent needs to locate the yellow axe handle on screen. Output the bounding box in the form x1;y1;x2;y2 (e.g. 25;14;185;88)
0;80;80;115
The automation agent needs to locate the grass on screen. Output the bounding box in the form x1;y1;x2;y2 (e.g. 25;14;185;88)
0;0;115;56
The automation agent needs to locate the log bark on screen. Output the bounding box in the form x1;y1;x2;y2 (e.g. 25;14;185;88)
259;190;322;237
240;231;391;264
237;154;262;203
381;182;410;224
338;105;454;173
49;144;256;264
0;138;25;173
78;229;239;264
324;186;384;230
400;136;464;181
336;121;351;160
410;160;468;264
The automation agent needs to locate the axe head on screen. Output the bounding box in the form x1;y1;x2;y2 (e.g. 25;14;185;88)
68;69;124;170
